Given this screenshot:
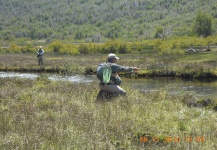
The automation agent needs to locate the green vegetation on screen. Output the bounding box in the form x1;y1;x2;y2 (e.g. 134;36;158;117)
1;36;217;55
0;77;216;149
0;44;217;79
192;11;213;37
1;1;216;149
0;0;217;42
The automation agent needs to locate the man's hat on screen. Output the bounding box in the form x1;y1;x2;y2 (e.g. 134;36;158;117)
39;46;42;48
108;53;119;59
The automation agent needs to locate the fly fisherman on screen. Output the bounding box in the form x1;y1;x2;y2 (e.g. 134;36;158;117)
96;53;139;99
37;46;44;66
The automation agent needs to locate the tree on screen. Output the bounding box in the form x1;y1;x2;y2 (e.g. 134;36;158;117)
192;11;212;37
154;26;173;39
154;26;164;39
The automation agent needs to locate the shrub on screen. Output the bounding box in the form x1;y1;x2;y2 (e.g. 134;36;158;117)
59;44;79;55
118;42;131;54
48;40;63;52
9;44;21;53
101;41;121;54
21;44;35;53
78;43;90;54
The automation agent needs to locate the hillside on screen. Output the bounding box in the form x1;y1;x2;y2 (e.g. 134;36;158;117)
0;0;217;42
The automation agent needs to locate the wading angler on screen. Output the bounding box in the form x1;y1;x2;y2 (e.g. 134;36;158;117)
96;53;139;100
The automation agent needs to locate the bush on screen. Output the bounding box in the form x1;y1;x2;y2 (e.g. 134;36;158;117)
48;40;63;52
60;44;79;55
118;42;131;54
78;43;91;54
21;44;35;53
153;39;185;55
9;44;21;53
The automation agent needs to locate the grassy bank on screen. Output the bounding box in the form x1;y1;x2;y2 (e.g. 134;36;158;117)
0;77;216;149
0;50;217;78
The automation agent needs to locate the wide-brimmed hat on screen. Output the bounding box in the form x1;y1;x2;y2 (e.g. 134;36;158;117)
108;53;119;59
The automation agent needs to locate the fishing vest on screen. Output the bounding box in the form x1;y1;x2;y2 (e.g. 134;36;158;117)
96;63;121;85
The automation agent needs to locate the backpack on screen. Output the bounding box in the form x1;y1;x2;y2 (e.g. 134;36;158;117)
96;63;112;84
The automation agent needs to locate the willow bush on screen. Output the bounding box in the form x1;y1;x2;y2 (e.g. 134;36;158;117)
59;44;79;55
1;36;217;54
48;40;63;53
21;44;35;53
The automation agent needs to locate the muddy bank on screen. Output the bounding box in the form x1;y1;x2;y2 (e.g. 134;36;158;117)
135;72;217;79
111;72;217;79
181;94;217;111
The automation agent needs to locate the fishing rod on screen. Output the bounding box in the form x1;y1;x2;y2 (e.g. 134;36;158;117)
118;64;168;77
128;64;168;77
140;64;168;70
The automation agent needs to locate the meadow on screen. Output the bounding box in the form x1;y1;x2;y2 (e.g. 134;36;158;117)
0;76;216;149
0;40;217;149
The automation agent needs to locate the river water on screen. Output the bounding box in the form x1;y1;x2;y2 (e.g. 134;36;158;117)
0;72;216;99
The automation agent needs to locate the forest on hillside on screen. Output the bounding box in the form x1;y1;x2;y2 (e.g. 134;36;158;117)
0;0;217;42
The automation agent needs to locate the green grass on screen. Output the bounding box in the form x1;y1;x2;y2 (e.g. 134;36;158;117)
0;77;216;149
0;51;217;78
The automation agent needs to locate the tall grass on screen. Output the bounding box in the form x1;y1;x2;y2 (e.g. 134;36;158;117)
0;77;216;149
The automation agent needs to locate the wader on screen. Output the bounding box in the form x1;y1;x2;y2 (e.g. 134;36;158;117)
38;55;43;66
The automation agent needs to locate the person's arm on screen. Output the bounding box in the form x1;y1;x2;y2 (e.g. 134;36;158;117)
111;64;139;73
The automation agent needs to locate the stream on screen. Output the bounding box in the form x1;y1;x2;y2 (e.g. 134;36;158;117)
0;72;217;99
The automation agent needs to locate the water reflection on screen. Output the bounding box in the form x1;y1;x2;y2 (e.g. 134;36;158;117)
0;72;94;83
0;72;38;79
124;77;217;98
48;74;94;83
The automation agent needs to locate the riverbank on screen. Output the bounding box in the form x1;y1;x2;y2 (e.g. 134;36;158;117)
1;67;217;79
0;77;216;149
0;51;217;78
